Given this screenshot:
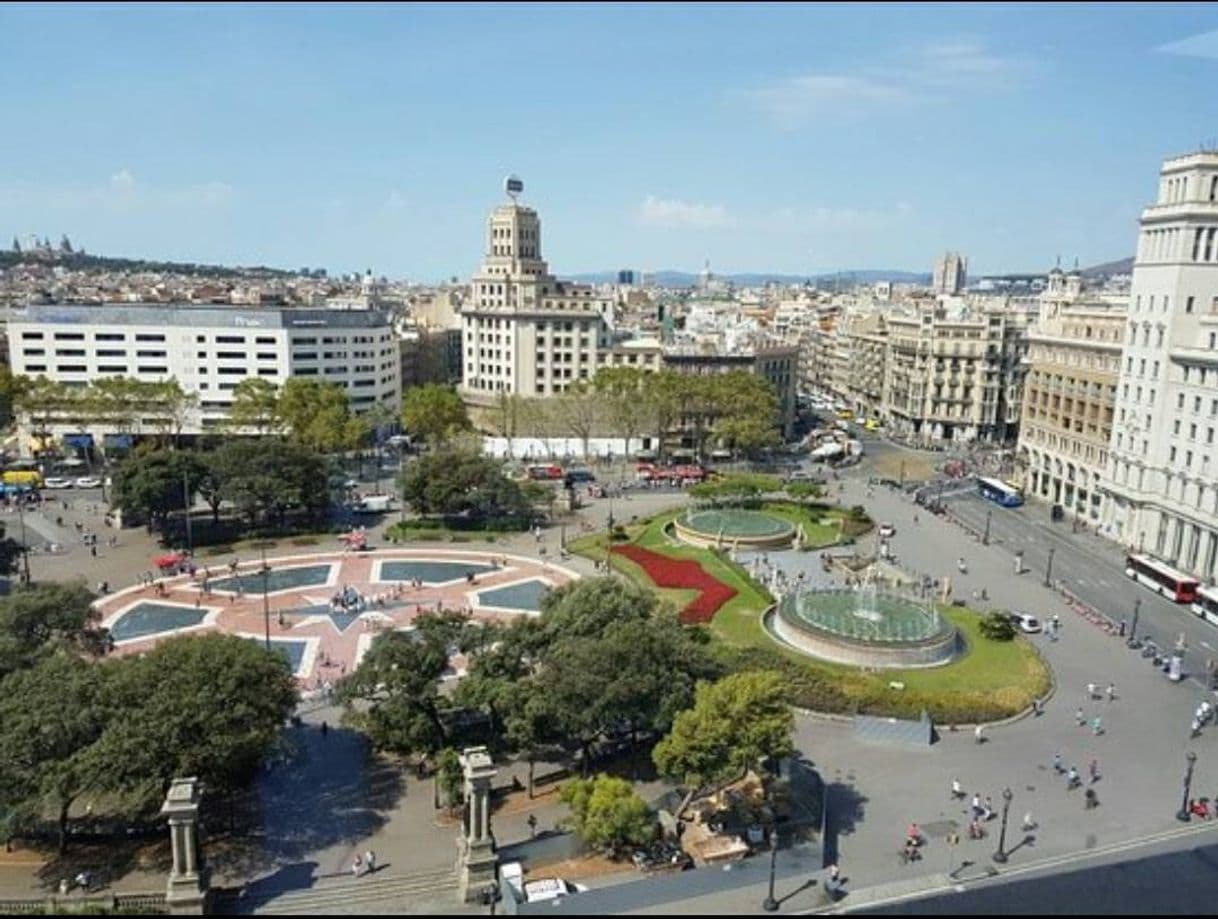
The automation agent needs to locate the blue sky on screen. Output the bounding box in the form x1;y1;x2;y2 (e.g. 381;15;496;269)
2;2;1218;281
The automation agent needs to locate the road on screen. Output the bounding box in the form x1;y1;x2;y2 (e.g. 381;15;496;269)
940;488;1218;689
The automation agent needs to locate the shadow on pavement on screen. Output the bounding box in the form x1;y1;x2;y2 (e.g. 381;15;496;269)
205;721;404;881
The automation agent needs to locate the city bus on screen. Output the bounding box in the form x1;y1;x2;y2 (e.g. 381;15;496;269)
1190;584;1218;626
1125;553;1198;604
976;476;1024;508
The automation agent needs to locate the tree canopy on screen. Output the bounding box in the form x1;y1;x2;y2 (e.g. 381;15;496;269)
401;384;471;446
653;670;794;815
276;378;369;452
399;448;534;528
559;774;655;858
0;582;109;680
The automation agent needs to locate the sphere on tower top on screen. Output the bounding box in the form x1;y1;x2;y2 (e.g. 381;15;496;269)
504;174;524;201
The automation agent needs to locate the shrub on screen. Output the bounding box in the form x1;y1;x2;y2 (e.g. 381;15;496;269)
979;612;1016;642
560;774;655;859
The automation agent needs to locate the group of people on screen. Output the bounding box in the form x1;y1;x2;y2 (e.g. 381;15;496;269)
1074;680;1115;736
351;849;377;878
1191;700;1214;738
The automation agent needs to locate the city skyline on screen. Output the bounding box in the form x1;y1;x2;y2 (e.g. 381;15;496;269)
2;2;1218;280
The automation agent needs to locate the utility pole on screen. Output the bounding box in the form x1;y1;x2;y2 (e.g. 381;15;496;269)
183;470;193;555
261;547;271;652
16;499;30;586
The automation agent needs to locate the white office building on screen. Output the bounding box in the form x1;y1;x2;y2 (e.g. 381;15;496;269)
1100;151;1218;581
6;303;400;446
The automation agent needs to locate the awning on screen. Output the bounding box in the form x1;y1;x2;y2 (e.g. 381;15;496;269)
103;434;134;449
62;433;94;449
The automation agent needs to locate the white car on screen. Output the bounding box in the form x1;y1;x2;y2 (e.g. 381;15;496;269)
43;477;73;489
74;476;102;489
1011;612;1042;634
500;862;588;904
878;522;896;539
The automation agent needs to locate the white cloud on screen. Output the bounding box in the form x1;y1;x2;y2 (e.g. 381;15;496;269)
0;170;235;212
1157;29;1218;60
766;202;915;233
638;195;734;229
740;38;1027;128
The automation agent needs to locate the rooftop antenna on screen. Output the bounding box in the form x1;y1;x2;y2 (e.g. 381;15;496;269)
504;174;523;202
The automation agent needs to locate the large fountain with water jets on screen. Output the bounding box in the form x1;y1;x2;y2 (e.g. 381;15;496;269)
765;576;959;669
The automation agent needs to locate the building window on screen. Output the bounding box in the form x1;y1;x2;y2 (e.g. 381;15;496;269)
95;333;125;341
22;348;44;356
135;334;166;342
53;332;85;341
255;336;275;344
137;366;168;374
1187;296;1195;314
21;332;43;340
217;367;246;375
136;350;166;358
25;364;46;372
216;351;244;359
97;365;126;373
215;336;245;344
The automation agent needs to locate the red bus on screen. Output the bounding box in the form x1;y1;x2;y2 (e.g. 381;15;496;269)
1125;553;1198;603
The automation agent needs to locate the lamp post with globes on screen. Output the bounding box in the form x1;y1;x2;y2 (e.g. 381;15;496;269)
761;819;779;912
992;787;1014;863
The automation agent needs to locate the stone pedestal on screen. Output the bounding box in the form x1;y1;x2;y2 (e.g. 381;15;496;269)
456;746;499;903
160;778;207;915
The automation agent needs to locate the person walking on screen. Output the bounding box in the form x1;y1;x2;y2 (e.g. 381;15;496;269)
1106;682;1116;702
951;778;965;800
527;814;538;838
351;854;363;878
1067;766;1080;790
1191;717;1202;739
1053;751;1064;774
1091;715;1104;736
364;850;376;875
1086;682;1097;701
971;793;982;820
1076;706;1086;726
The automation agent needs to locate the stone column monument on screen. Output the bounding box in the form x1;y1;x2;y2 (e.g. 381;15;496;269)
160;777;207;915
455;746;498;903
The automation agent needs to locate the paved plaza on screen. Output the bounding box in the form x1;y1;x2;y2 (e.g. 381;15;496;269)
92;549;578;685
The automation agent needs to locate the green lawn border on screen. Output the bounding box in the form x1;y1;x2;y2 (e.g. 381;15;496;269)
569;505;1051;723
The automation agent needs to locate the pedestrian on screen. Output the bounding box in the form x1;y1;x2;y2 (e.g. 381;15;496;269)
365;850;376;875
1021;812;1036;832
982;796;994;821
1051;614;1060;632
974;724;985;745
1033;697;1044;717
951;778;964;799
351;854;363;878
527;813;538;838
971;793;982;819
1053;751;1064;774
1106;682;1116;702
1089;759;1100;783
1091;715;1104;736
1084;788;1098;810
1191;717;1202;739
1076;706;1086;726
1067;766;1080;789
1086;682;1096;700
321;721;328;737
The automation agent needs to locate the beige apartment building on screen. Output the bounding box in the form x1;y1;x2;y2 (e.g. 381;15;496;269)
882;298;1033;444
459;185;614;409
1016;268;1126;520
842;312;887;420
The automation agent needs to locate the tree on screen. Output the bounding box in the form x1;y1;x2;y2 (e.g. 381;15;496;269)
548;381;602;461
226;378;283;435
111;448;207;534
653;670;794;818
492;391;524;459
337;628;453;757
559;775;655;858
0;582;110;680
276;378;368;453
538;576;658;643
0;522;22;583
99;634;297;803
399;448;533;528
643;370;687;462
0;654;114;852
402;384;471;447
593;366;650;459
206;439;330;529
714;371;781;456
0;366;30;429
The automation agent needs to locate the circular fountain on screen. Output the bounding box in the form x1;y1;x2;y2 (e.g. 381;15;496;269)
765;579;959;669
671;508;796;551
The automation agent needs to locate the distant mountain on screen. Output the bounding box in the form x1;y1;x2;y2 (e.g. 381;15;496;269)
568;268;931;286
1080;256;1134;279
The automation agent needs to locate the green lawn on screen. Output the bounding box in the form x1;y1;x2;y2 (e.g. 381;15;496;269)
570;504;1050;722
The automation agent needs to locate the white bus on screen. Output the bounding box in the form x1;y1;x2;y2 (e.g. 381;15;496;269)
1125;553;1198;604
1191;584;1218;626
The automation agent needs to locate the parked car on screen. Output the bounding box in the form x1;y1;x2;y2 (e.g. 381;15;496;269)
878;522;896;538
74;476;102;489
500;862;588;904
42;477;73;489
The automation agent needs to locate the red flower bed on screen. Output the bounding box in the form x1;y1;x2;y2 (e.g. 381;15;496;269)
611;544;737;625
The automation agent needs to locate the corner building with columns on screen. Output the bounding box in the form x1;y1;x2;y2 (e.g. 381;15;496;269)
1100;151;1218;581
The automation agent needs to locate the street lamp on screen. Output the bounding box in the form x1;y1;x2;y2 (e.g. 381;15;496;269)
983;510;992;546
992;787;1013;863
761;822;779;912
1128;597;1141;646
1176;751;1197;822
1043;547;1055;588
182;470;193;556
260;547;272;652
15;499;30;586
